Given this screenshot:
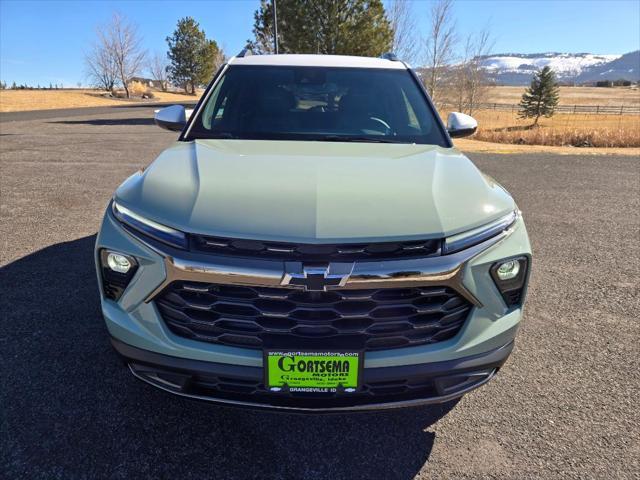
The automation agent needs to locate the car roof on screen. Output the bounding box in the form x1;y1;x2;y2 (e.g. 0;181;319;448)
227;54;407;70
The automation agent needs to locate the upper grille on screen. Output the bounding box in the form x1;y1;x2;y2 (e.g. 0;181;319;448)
190;235;441;261
156;282;471;351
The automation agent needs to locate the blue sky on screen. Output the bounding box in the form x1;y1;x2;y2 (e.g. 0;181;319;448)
1;0;639;86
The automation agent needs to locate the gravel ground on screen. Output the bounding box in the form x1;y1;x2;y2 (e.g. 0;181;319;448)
1;107;639;479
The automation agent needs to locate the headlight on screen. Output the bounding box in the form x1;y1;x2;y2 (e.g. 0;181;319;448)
443;210;518;254
112;200;187;249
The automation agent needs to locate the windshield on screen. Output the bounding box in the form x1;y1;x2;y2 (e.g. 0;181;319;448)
187;65;449;146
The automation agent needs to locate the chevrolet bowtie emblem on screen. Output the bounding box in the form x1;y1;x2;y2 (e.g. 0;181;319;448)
282;264;353;291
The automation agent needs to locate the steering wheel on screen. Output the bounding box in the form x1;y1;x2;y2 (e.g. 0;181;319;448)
365;116;393;135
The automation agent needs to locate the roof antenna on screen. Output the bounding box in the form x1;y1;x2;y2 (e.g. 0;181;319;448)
273;0;279;54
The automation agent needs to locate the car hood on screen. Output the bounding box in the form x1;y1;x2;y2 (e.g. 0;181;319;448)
114;139;515;243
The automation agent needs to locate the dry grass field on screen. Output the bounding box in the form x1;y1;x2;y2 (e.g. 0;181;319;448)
0;89;202;113
450;109;640;148
484;85;640;106
452;136;640;156
441;85;640;148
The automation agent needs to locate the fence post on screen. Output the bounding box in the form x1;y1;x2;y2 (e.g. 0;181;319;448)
620;105;624;115
573;105;577;114
596;105;599;115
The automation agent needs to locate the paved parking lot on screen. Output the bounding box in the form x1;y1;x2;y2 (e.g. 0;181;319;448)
1;106;638;479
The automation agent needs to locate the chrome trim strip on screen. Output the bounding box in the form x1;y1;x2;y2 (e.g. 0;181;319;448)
128;364;495;412
113;201;182;236
112;201;188;249
141;227;514;307
443;210;519;254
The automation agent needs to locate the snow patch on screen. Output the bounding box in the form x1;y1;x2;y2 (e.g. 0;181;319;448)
481;53;621;78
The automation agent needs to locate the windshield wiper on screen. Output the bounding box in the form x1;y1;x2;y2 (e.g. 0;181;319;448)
318;135;397;143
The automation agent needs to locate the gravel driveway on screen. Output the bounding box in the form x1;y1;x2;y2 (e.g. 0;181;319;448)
1;106;638;479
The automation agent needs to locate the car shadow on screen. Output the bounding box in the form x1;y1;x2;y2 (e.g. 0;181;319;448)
0;235;458;480
48;117;155;126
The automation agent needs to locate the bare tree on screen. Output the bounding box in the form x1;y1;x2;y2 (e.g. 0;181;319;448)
388;0;418;64
423;0;456;104
449;28;494;115
212;46;226;74
463;29;493;115
99;13;146;98
148;52;169;92
85;39;118;91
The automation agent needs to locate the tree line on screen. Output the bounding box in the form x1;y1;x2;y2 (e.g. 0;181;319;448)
85;13;223;97
3;0;560;123
0;82;65;90
78;0;499;106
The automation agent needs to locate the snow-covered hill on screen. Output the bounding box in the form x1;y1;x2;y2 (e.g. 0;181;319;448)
479;52;638;85
575;51;640;83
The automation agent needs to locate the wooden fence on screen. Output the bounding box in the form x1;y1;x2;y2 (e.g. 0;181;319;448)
441;102;640;115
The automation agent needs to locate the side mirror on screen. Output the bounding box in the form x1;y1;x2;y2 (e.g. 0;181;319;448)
447;112;478;138
154;105;187;131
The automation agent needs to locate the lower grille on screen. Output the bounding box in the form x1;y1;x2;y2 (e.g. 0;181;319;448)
156;282;472;351
129;361;496;410
152;367;439;400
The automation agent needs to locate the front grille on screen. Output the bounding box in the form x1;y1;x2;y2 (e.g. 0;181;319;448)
156;282;472;351
190;235;441;261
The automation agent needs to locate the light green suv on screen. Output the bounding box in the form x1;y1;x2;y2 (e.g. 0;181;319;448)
96;52;531;411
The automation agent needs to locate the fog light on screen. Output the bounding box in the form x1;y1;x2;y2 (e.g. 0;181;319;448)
490;256;529;308
107;252;133;273
496;260;520;280
99;249;138;301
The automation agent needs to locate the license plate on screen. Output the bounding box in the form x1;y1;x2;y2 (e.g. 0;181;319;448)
265;351;362;394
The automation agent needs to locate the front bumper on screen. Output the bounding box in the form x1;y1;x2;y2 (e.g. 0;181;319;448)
96;204;531;410
113;336;513;412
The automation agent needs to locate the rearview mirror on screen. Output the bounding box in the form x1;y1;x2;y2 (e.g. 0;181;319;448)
154;105;187;131
447;112;478;138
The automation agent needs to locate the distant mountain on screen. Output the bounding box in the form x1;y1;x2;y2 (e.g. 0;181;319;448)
479;52;639;85
575;50;640;83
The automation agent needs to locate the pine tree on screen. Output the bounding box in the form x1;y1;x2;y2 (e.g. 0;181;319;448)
519;66;560;126
166;17;222;94
247;0;393;57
